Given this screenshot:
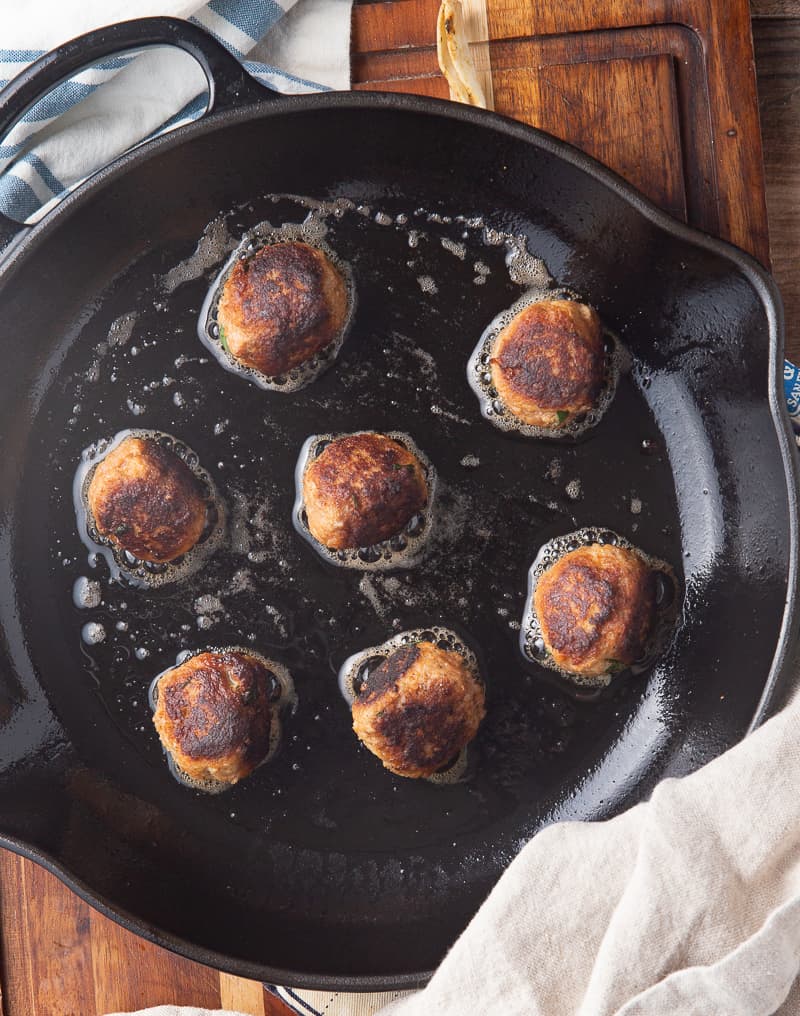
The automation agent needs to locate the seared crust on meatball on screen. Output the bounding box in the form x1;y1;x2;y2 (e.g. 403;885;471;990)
152;650;273;784
490;300;603;427
87;437;207;563
303;433;428;550
534;544;657;677
217;241;349;377
352;641;485;778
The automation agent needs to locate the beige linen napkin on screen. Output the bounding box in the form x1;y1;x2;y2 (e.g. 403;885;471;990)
116;690;800;1016
376;690;800;1016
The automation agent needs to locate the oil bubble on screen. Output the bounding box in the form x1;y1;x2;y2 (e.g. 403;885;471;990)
73;576;101;609
81;622;106;645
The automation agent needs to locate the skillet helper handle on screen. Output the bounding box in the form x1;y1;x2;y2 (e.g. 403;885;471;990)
0;15;272;256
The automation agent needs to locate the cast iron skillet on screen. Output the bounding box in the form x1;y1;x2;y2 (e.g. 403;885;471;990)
0;17;798;991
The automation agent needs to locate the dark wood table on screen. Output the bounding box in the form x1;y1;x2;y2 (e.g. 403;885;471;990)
754;1;800;361
1;2;798;1013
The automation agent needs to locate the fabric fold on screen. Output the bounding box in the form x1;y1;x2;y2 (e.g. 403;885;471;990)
377;693;800;1015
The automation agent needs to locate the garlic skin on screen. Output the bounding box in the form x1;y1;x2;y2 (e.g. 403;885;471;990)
437;0;490;109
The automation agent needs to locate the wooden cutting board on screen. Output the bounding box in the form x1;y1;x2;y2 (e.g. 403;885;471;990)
0;3;771;1014
354;0;770;266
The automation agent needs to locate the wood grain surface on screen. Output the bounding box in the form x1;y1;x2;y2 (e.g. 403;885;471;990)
352;0;771;264
2;3;798;1014
754;15;800;361
752;0;798;14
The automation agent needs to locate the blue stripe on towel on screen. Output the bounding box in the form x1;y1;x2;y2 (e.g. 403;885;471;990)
142;93;209;140
283;986;324;1015
188;15;247;58
208;0;285;41
0;173;45;220
0;48;45;62
18;80;97;122
18;152;64;194
244;60;329;92
0;54;137;146
0;51;134;70
79;55;137;71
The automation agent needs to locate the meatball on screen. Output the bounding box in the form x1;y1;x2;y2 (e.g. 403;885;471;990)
352;641;485;778
533;543;657;678
490;299;604;427
217;241;349;377
152;650;274;784
87;436;207;563
303;432;428;550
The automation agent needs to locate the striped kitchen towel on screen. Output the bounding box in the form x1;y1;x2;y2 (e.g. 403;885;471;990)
0;0;352;224
267;987;413;1014
108;1000;411;1016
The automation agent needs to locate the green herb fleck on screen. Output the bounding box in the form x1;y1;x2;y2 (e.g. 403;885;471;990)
218;324;230;354
605;659;626;674
556;410;570;423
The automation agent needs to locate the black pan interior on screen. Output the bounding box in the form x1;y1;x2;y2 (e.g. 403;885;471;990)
0;98;796;987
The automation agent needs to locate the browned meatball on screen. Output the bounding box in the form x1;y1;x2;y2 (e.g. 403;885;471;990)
87;436;207;563
217;241;349;377
152;650;274;784
352;641;485;778
533;543;656;678
490;299;604;428
303;433;428;550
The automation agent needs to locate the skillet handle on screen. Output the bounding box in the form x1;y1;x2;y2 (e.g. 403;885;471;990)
0;16;272;256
